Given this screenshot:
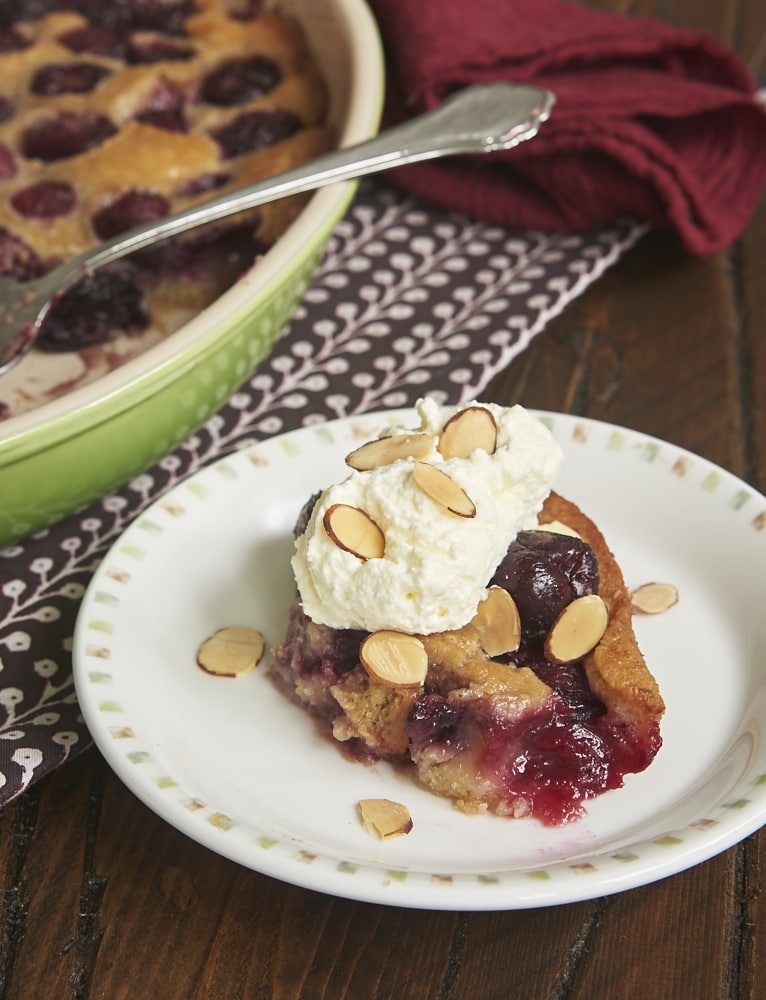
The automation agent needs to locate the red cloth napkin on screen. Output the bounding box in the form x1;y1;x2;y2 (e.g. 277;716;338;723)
367;0;766;255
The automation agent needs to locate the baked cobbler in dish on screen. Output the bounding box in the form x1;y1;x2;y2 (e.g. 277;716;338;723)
0;0;331;414
271;400;664;826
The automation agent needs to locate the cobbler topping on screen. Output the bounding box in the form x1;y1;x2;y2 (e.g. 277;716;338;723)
0;0;332;396
292;401;563;635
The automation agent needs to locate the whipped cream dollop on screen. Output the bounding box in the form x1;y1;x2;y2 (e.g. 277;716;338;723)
292;399;563;634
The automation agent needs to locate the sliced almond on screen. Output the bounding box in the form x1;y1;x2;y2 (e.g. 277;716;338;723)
630;582;679;615
197;626;265;677
323;504;385;560
544;594;608;664
359;630;428;688
345;433;435;471
537;519;582;539
472;586;521;656
437;406;498;459
412;462;476;518
358;798;413;839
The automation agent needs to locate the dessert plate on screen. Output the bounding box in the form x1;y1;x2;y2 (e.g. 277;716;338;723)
72;408;766;910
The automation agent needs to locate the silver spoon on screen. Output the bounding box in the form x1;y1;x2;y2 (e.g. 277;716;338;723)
0;82;554;374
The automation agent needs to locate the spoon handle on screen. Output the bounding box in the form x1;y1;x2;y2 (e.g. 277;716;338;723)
77;83;554;276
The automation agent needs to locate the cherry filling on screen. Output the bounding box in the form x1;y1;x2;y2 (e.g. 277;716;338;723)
30;61;111;95
22;111;117;161
0;228;45;281
11;180;76;218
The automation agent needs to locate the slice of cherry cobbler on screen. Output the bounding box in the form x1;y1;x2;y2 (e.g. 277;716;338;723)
271;400;665;826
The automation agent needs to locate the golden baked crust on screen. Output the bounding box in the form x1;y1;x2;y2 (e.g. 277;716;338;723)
540;491;665;727
0;2;331;269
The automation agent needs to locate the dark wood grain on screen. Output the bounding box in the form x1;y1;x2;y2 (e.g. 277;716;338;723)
2;1;764;997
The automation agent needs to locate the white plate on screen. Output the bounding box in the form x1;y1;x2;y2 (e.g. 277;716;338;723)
72;409;766;910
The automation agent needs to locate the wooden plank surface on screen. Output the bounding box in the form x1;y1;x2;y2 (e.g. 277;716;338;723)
1;0;764;997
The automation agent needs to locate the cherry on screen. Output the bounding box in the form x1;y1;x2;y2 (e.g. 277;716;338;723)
11;180;76;219
0;27;29;51
127;39;193;63
31;61;111;95
175;171;230;197
0;142;15;179
135;80;186;131
212;109;300;159
199;56;281;106
0;228;45;282
491;530;599;646
38;267;149;350
130;1;194;35
92;190;170;240
22;112;117;161
58;25;126;59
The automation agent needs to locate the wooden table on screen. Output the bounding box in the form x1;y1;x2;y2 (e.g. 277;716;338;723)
1;1;764;996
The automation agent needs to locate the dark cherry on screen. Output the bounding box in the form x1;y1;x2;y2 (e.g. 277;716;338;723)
0;142;15;179
11;180;76;219
0;227;45;282
406;694;466;751
0;95;13;124
92;190;171;240
0;27;29;51
0;0;51;32
130;1;194;35
199;55;281;106
127;39;193;64
175;171;231;197
211;109;300;159
38;267;149;351
31;61;111;95
135;80;186;132
22;112;117;161
491;530;599;646
223;0;264;20
293;491;321;538
58;26;126;59
135;107;187;131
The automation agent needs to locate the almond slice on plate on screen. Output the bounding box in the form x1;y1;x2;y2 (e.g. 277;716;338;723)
472;586;521;656
438;406;498;459
345;433;435;470
544;594;608;664
197;626;265;677
412;462;476;518
358;798;413;839
323;504;385;561
630;582;679;615
360;630;428;688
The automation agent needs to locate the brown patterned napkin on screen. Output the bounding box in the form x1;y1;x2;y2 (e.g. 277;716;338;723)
0;180;643;805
